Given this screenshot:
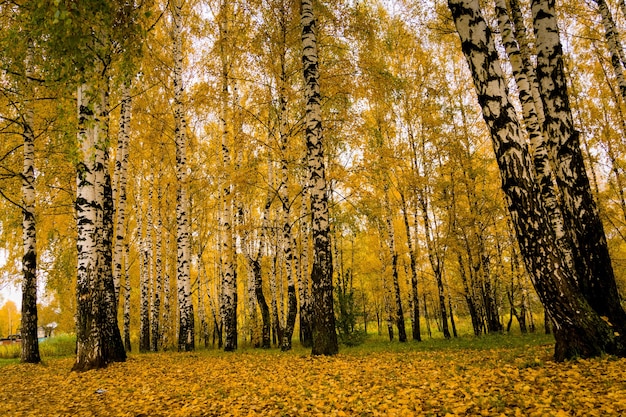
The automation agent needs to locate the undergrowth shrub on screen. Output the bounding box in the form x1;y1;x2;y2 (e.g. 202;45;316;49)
338;330;368;347
0;344;21;359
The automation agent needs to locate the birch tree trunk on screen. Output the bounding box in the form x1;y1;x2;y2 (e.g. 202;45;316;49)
197;254;209;348
507;0;546;127
113;80;132;353
123;242;131;352
162;233;171;350
255;160;273;348
151;183;162;352
495;0;574;274
298;182;313;347
279;65;297;352
301;0;338;356
20;76;40;364
240;198;271;349
219;0;237;352
378;232;394;341
594;0;626;101
138;193;150;352
73;77;126;371
102;129;126;363
113;80;131;306
383;188;407;342
73;97;102;367
399;192;420;341
448;0;622;360
173;0;194;352
98;86;126;361
418;192;450;339
532;0;626;336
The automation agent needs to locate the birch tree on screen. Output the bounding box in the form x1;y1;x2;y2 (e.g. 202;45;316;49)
448;0;623;360
20;56;40;364
172;0;194;352
113;80;131;307
531;0;626;337
593;0;626;101
73;75;126;371
217;0;237;352
276;0;297;352
301;0;338;356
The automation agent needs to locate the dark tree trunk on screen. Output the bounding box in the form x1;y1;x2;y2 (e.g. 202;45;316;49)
458;254;481;336
423;293;432;339
252;258;271;349
400;193;421;342
102;169;126;363
448;294;458;338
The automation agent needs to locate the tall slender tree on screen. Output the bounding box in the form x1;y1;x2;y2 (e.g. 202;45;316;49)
20;56;40;364
172;0;194;352
218;0;238;352
301;0;338;356
113;80;132;306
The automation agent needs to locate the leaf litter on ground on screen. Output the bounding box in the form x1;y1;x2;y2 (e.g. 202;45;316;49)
1;336;625;416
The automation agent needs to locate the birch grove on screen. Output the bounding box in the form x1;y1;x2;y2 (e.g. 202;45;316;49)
3;0;626;367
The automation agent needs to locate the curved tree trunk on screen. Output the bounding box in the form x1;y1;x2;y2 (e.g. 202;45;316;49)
532;0;626;336
448;0;622;361
301;0;338;356
418;193;450;339
496;0;575;275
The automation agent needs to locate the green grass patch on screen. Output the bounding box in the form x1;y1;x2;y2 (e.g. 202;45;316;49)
339;331;555;356
38;334;76;357
0;334;76;363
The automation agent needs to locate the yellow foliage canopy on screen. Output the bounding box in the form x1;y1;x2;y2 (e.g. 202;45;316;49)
1;343;626;416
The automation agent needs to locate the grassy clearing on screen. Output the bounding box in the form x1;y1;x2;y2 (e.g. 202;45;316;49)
0;334;76;366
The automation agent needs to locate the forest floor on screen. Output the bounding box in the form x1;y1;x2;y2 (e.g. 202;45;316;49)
1;333;625;416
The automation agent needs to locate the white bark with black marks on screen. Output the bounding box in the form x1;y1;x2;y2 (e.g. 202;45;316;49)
449;0;621;360
495;0;574;273
73;77;126;371
173;0;194;352
20;74;40;363
113;80;131;306
532;0;626;337
301;0;338;356
218;0;237;352
594;0;626;100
